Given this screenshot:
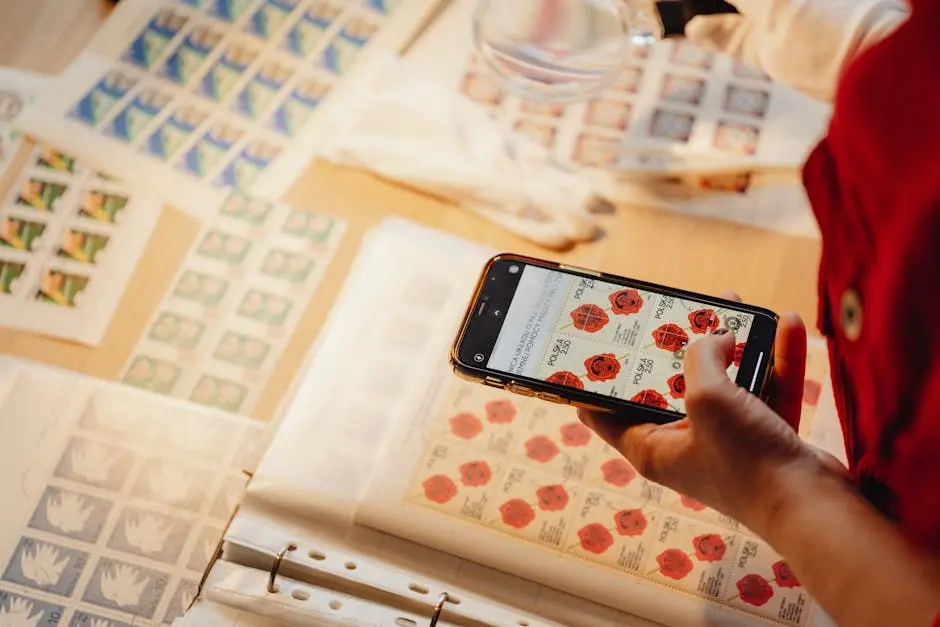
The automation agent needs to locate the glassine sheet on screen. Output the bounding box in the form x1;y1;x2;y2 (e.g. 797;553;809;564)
0;69;163;345
15;0;442;220
226;218;833;627
402;0;828;237
118;190;345;417
0;356;265;627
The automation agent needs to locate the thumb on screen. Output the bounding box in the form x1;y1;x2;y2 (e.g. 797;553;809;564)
683;331;738;398
684;14;758;64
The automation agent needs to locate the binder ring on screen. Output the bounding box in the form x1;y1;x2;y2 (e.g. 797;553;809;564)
428;592;450;627
267;543;297;594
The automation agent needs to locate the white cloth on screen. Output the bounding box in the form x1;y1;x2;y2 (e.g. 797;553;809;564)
685;0;910;102
322;54;599;250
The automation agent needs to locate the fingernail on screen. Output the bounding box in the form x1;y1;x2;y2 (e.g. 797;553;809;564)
711;328;730;336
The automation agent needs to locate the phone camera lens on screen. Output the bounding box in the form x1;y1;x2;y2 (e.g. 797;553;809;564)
509;265;520;274
473;353;485;363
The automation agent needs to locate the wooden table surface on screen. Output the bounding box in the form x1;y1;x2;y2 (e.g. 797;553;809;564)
0;0;823;421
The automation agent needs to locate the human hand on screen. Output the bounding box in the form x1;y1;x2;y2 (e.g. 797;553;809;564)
684;0;909;102
579;308;841;536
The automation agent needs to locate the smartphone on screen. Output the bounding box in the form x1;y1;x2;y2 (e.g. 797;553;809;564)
451;255;778;423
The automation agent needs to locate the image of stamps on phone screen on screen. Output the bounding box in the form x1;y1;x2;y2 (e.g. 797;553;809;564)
268;75;330;137
660;74;707;106
143;103;210;161
624;353;686;413
281;210;338;244
513;119;557;149
559;282;656;349
260;248;315;283
723;84;771;119
148;311;207;350
199;41;260;102
213;331;271;370
281;1;342;56
233;60;294;120
57;229;110;264
610;66;644;93
713;120;760;155
539;341;634;398
0;260;25;295
172;270;230;307
82;557;169;619
0;592;65;626
79;189;128;223
214;137;283;189
35;145;78;172
237;289;293;326
220;192;275;226
584;99;632;131
571;134;619;167
319;15;379;75
669;41;714;70
1;216;47;251
461;71;504;106
105;86;173;144
15;178;68;212
2;537;90;596
248;0;303;42
189;375;249;412
649;109;695;143
123;8;188;69
122;355;182;394
70;70;139;127
36;270;89;307
161;25;224;86
180;122;245;179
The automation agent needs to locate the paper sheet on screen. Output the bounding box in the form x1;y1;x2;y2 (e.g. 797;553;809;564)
118;190;345;417
0;69;163;345
0;356;266;627
403;0;828;237
224;218;835;627
15;0;442;220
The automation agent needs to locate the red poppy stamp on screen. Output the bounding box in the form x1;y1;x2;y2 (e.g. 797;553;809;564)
568;490;659;573
493;465;580;548
436;387;524;456
727;538;811;621
410;443;505;522
645;515;739;598
511;411;602;481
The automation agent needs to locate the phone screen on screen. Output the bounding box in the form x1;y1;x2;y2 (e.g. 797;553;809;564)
479;263;761;414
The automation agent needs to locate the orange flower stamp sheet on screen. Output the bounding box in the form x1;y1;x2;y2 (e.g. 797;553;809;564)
359;375;825;627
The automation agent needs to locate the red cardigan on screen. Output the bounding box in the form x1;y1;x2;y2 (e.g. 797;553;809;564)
803;0;940;552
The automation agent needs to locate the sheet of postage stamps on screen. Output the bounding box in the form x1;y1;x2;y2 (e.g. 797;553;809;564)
397;365;829;626
118;190;345;416
0;144;161;345
17;0;440;218
458;38;827;174
0;359;265;627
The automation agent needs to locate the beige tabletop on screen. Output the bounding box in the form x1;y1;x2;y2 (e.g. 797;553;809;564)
0;0;822;421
